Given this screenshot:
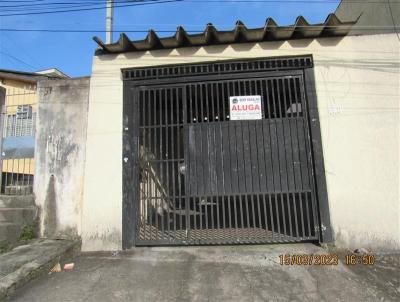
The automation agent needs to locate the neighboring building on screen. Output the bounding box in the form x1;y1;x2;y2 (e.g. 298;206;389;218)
0;69;68;195
34;0;399;251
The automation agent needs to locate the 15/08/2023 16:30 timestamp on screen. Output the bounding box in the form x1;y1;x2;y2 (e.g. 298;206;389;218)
279;254;375;266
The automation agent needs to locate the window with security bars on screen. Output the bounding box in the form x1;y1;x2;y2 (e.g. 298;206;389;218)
3;112;37;137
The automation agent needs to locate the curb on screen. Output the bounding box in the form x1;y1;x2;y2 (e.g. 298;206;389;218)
0;239;81;301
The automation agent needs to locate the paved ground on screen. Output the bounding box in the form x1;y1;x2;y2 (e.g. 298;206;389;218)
7;244;400;302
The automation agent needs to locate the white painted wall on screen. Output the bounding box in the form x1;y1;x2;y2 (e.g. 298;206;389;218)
82;33;399;251
35;78;90;238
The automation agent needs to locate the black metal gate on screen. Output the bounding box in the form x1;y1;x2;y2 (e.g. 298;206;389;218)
124;57;328;246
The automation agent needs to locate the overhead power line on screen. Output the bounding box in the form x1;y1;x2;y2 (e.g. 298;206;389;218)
0;51;38;71
1;0;399;16
0;0;181;17
0;0;157;11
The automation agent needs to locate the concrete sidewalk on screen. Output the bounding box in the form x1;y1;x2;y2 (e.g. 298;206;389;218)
8;244;400;302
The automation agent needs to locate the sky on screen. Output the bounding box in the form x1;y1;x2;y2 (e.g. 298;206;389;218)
0;0;340;77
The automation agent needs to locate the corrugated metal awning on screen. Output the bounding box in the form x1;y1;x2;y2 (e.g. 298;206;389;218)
93;13;357;55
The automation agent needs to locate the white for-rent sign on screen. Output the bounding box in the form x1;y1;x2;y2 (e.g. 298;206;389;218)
229;95;262;120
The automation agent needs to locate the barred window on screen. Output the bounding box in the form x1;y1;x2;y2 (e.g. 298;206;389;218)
3;112;36;137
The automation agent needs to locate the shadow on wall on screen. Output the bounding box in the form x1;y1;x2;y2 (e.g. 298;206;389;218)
42;175;57;238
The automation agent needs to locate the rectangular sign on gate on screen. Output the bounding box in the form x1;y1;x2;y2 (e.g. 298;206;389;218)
229;95;262;120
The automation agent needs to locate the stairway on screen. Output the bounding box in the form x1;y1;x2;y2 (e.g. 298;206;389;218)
0;195;37;246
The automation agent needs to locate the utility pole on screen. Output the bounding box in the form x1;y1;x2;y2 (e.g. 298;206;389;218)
106;0;114;44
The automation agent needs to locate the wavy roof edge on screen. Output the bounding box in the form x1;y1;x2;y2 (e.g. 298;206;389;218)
93;13;358;55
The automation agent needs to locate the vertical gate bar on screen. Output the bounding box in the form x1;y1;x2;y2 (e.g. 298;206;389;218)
230;83;238;194
160;90;166;239
239;194;245;235
153;90;158;240
143;90;148;238
139;91;143;237
205;84;212;238
301;77;320;238
304;192;311;237
219;124;226;231
280;193;287;237
270;79;281;192
287;79;300;238
213;113;220;231
187;85;194;236
181;87;190;238
171;90;177;238
211;83;215;122
229;83;237;235
204;84;210;241
205;83;209;123
274;193;281;238
255;80;266;234
292;78;305;237
221;83;226;122
298;76;317;237
248;194;254;231
298;192;305;238
256;194;262;232
287;194;293;238
268;194;274;239
233;195;238;238
209;129;215;232
187;85;192;124
234;81;248;236
257;81;267;192
224;83;232;232
177;88;183;234
200;83;205;123
195;85;199;123
157;89;162;240
243;92;252;235
246;80;257;233
292;192;299;238
238;128;247;234
249;120;258;230
165;89;171;239
204;125;210;235
147;91;152;240
262;193;268;234
195;89;203;232
263;80;274;238
288;78;301;191
149;91;155;240
273;79;286;236
282;78;293;238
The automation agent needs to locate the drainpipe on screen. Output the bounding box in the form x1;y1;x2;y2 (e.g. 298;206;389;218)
106;0;114;44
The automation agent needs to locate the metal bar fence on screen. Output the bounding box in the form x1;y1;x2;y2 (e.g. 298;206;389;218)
135;74;319;245
1;100;36;195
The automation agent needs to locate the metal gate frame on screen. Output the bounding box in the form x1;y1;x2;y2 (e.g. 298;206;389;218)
122;55;331;249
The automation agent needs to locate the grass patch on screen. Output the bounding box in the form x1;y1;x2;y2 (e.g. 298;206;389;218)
19;225;36;241
0;242;10;254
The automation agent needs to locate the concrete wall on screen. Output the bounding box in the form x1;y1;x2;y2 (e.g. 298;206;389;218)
35;77;90;238
336;0;400;35
83;33;399;251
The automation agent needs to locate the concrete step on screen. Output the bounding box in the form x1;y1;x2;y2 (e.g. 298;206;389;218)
0;223;22;245
0;195;35;208
0;208;37;225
